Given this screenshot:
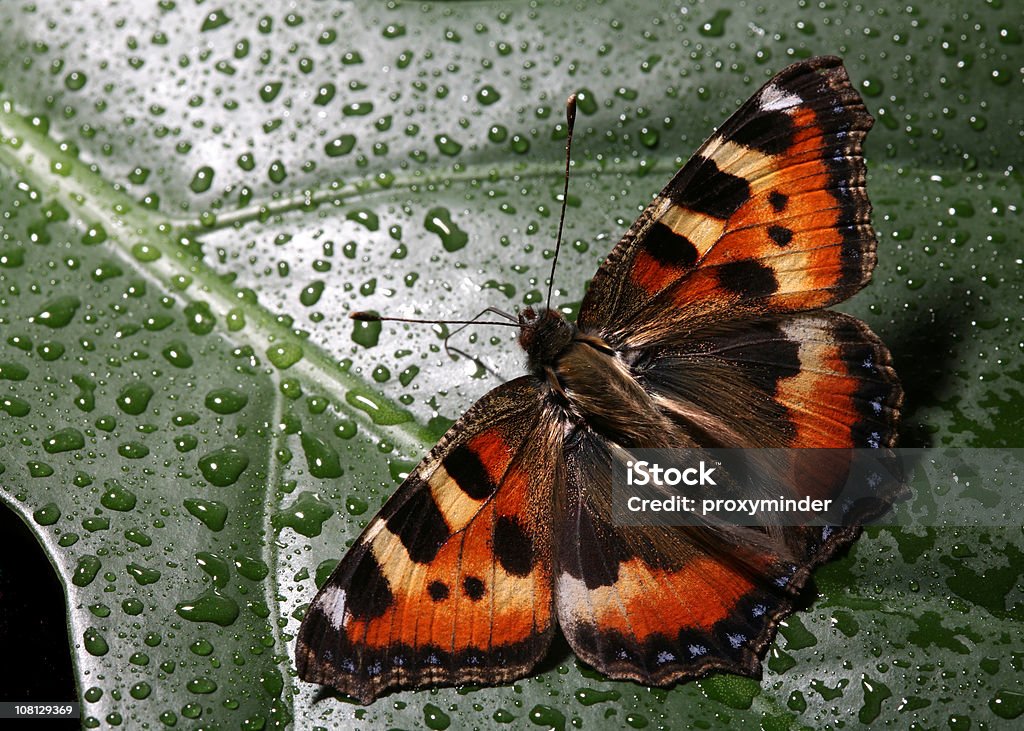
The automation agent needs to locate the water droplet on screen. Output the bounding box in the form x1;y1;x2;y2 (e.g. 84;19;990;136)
698;9;731;37
186;677;218;694
83;627;109;656
204;389;248;414
299;432;342;478
272;491;334;537
196;551;231;587
266;342;303;369
325;134;356;157
423;703;451;730
300;280;325;306
190;166;214;193
575;687;621;705
233;554;270;582
176;589;240;627
198;9;231;32
434;134;463;156
73;552;100;585
118;441;150;459
100;480;137;511
127;563;161;585
346;208;380;230
991;689;1024;719
125;528;152;546
1;396;30;417
27;461;55;478
31;296;81;328
345;388;411;425
425;207;469;252
198;446;250;487
129;682;151;700
574;89;599;115
162;341;193;368
0;361;29;380
342;101;374;116
345;496;368;516
477;85;501;105
528;705;565;731
184;302;216;335
858;675;892;724
184;498;228;531
43;427;85;454
33;502;61;526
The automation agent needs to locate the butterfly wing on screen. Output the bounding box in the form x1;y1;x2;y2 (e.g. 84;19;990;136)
296;377;563;703
556;430;826;685
556;57;902;683
578;56;877;348
554;310;901;684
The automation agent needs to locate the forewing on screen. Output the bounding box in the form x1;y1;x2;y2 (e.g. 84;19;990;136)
578;56;876;348
296;377;563;703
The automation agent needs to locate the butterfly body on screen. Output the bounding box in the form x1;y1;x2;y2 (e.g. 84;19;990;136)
297;56;903;704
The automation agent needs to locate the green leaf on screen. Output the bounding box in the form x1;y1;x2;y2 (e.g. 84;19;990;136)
1;1;1021;729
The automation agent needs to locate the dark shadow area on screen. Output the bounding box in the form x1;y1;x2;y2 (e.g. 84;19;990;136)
874;289;969;449
0;503;76;703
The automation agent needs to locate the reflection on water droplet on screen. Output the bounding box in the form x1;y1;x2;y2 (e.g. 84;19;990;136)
300;431;342;478
43;427;85;454
699;9;731;37
528;705;565;731
176;589;240;627
198;446;251;487
345;388;411;425
425;207;469;252
33;502;61;525
100;480;137;511
72;555;101;587
31;296;80;328
423;703;451;730
186;677;218;694
234;554;270;581
83;627;109;656
272;491;335;537
184;498;229;531
204;388;248;414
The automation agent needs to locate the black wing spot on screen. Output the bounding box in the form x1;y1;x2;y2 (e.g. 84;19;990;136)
494;515;535;577
768;191;788;212
427;580;450;602
384;482;450;564
645;221;699;268
717;259;779;299
672;157;751;220
463;576;486;601
731;110;796;156
346;551;394;619
767;225;794;247
443;444;498;501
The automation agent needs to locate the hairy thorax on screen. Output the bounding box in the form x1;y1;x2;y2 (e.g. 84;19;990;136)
517;307;689;447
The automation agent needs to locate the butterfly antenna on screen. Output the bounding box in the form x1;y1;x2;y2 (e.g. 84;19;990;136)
350;310;518;327
546;93;578;311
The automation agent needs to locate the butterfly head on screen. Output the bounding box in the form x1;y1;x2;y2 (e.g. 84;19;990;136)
517;307;575;372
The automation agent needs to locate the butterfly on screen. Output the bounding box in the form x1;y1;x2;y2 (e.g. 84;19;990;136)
295;56;903;703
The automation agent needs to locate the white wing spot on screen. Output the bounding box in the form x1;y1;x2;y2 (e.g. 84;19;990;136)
319;585;348;630
759;84;802;112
